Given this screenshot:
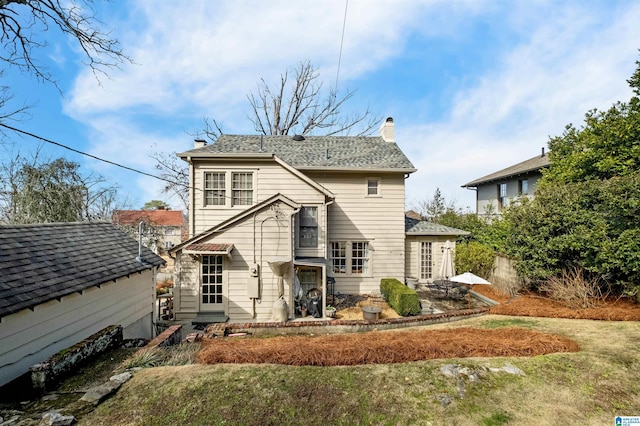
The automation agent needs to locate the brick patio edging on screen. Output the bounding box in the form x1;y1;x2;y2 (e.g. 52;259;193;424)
227;307;491;336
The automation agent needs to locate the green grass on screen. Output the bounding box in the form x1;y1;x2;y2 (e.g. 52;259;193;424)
79;316;640;426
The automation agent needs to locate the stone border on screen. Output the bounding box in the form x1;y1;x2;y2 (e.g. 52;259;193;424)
227;307;491;336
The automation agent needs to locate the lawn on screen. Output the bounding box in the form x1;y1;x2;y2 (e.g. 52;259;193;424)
80;314;640;426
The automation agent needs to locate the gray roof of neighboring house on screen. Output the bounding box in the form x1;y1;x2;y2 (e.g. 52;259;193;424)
462;152;550;187
0;222;165;319
405;217;470;236
180;135;416;171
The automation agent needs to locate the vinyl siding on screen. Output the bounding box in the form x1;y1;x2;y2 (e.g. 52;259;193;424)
405;236;458;283
0;271;155;387
306;171;406;294
476;172;543;215
175;201;297;322
190;159;326;235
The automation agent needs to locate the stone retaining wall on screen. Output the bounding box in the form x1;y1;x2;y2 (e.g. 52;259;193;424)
228;307;490;336
30;325;123;392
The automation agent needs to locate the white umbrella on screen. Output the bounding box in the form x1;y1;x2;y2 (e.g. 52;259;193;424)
450;272;491;285
438;240;455;280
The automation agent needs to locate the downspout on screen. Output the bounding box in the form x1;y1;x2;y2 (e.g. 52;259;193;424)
189;161;195;237
323;199;334;316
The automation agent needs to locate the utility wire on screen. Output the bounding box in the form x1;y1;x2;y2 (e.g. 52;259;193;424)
0;123;251;201
334;0;349;90
0;122;193;191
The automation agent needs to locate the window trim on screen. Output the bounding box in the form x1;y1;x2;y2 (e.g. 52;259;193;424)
329;240;371;276
202;170;255;208
497;183;507;211
365;177;381;197
298;206;319;248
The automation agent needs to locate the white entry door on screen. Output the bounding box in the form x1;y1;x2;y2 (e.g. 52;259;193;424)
200;255;224;312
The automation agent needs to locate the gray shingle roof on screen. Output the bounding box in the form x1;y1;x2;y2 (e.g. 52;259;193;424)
462;153;550;187
405;217;470;236
181;135;416;171
0;222;165;319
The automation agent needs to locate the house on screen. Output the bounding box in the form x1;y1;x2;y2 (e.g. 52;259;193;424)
0;222;165;387
170;118;469;323
113;208;184;270
462;148;550;215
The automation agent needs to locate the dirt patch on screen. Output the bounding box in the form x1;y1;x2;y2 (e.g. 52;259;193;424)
331;294;400;320
196;327;578;366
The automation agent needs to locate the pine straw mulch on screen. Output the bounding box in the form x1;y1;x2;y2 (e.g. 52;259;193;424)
196;327;579;366
489;293;640;321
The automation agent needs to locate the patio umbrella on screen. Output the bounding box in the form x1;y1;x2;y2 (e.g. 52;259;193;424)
449;272;491;285
438;240;455;280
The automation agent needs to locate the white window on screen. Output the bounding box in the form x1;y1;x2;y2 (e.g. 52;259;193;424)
203;171;254;207
519;179;529;195
204;172;226;206
497;183;507;210
298;207;318;248
366;178;380;196
330;241;346;274
420;242;432;280
201;255;223;304
330;241;370;275
232;172;253;206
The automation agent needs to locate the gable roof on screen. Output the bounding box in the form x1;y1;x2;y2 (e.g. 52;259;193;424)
113;209;183;227
0;222;165;319
405;217;470;236
462;152;550;187
178;135;416;172
171;193;301;253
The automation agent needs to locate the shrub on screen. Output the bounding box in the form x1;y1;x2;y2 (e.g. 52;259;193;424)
455;241;495;279
538;267;608;309
380;278;421;316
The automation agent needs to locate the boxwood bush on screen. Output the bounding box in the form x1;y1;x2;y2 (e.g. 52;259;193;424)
380;278;421;316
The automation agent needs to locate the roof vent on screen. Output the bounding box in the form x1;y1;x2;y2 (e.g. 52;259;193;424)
292;134;305;141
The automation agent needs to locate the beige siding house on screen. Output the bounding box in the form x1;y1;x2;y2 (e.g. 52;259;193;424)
0;222;165;387
462;149;550;216
171;118;468;323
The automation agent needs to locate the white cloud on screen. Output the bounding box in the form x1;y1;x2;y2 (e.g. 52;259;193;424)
57;0;640;212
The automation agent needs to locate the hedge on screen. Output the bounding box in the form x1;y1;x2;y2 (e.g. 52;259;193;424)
380;278;421;316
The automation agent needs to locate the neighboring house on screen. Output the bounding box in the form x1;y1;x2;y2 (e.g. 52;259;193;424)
113;208;184;270
462;148;550;216
170;118;468;323
0;222;165;387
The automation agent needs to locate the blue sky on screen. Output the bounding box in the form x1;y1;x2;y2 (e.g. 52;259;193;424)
2;0;640;212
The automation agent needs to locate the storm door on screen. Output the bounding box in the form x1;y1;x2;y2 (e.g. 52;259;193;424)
200;255;224;311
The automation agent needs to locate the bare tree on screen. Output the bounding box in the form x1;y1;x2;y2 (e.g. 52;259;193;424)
247;60;379;136
0;0;131;85
150;150;189;210
155;61;380;206
0;154;126;224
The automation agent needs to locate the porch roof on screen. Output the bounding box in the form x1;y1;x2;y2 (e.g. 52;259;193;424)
183;243;234;256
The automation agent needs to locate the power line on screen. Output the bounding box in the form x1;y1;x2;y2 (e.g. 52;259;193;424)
0;123;251;202
0;123;176;184
335;0;349;90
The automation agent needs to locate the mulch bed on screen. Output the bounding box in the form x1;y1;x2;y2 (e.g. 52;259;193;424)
196;327;579;366
490;294;640;321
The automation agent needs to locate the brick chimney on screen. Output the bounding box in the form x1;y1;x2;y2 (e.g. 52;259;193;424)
194;139;207;149
379;117;395;143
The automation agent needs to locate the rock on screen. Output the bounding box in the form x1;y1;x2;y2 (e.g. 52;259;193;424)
109;372;132;386
489;363;525;376
433;394;455;407
440;364;458;378
1;415;20;425
40;411;75;426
